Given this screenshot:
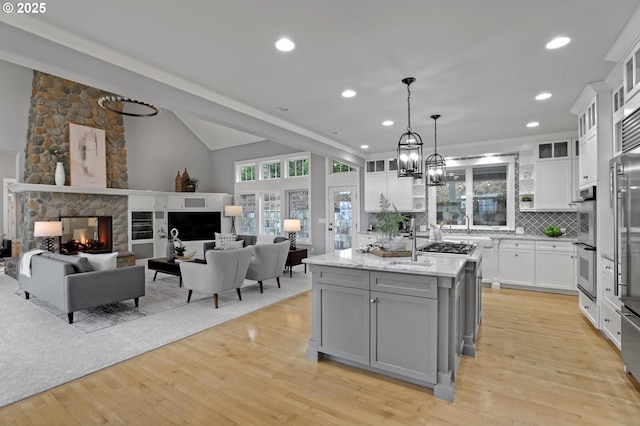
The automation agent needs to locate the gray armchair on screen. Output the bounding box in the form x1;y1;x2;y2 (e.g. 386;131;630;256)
179;245;253;308
245;240;290;293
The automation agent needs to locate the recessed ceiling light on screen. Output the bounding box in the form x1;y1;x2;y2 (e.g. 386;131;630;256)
360;145;369;149
342;89;356;98
382;120;394;126
527;121;540;128
535;92;552;100
275;38;295;52
546;36;571;50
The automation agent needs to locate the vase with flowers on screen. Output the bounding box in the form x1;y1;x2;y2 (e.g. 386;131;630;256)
49;148;66;186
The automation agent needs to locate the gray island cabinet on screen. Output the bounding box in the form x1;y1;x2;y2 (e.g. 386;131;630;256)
304;250;481;402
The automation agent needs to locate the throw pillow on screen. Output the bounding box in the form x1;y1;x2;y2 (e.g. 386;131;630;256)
78;252;118;271
40;252;94;273
223;240;244;250
255;235;274;245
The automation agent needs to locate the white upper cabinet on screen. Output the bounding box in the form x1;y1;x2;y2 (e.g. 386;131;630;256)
612;82;625;156
571;83;610;190
527;139;578;211
364;157;420;212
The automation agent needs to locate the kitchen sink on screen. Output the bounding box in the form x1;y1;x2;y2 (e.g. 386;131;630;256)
388;259;433;267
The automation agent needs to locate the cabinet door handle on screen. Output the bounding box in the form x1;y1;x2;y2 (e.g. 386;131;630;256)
604;318;610;322
370;298;376;303
605;288;611;292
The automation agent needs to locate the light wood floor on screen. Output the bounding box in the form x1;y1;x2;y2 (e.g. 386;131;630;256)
2;287;640;425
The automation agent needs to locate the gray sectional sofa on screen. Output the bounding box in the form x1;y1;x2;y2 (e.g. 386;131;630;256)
19;253;145;324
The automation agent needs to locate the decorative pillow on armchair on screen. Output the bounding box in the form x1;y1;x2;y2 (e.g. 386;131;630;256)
78;252;118;270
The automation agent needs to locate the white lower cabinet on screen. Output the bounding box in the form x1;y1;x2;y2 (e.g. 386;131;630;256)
498;240;535;287
579;291;598;328
481;246;495;285
601;256;621;350
534;241;575;291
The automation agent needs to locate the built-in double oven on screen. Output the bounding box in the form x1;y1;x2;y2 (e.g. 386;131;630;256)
575;186;597;301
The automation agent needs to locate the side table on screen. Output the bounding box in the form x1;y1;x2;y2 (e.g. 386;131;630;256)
286;248;307;278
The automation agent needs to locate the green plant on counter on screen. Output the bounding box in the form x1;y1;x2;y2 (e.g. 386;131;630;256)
521;196;532;202
544;226;564;237
375;193;404;241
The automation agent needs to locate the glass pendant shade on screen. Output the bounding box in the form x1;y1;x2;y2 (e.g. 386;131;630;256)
397;131;423;177
426;152;446;185
397;77;423;178
426;114;446;186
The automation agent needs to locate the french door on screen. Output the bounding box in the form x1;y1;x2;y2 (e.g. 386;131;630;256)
328;186;357;251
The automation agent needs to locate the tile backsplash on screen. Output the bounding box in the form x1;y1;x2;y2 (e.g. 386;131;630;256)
366;153;577;237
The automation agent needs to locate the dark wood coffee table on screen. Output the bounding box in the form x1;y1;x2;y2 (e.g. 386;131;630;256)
148;258;181;286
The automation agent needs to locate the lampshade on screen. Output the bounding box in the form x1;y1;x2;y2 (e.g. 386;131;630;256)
34;221;63;237
397;77;423;178
283;219;301;232
224;205;243;217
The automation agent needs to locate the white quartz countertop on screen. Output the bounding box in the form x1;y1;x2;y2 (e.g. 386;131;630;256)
359;231;577;243
304;249;468;277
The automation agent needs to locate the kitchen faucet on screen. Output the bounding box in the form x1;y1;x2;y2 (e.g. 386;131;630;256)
465;214;470;234
410;218;417;261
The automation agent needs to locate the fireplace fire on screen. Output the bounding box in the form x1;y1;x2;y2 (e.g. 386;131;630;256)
59;216;112;254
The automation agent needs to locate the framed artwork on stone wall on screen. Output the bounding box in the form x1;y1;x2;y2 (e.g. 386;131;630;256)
69;123;107;188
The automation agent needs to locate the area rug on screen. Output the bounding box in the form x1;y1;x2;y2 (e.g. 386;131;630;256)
23;271;190;333
0;267;312;408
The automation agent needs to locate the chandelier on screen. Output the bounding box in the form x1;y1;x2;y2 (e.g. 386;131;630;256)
425;114;446;186
396;77;423;178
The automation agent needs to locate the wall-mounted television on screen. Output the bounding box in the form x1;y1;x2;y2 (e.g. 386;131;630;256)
167;211;222;241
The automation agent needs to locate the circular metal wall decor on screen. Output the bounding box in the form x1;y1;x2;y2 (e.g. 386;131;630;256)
98;96;160;117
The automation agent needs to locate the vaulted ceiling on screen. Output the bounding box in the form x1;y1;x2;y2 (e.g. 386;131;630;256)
1;0;639;165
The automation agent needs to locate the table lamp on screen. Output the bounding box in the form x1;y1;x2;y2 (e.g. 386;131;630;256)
224;205;243;234
283;219;301;250
34;221;63;252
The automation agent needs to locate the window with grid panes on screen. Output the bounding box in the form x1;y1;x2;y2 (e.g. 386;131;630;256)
262;192;281;235
332;160;356;173
239;165;256;182
262;161;281;180
287;189;310;241
239;194;256;234
288;158;309;177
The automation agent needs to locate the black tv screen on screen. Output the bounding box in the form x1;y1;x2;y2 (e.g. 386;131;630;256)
167;211;222;241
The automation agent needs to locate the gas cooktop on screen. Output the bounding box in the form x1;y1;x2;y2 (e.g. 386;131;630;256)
420;242;476;255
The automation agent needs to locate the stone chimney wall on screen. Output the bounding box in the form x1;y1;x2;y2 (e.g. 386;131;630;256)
24;71;129;188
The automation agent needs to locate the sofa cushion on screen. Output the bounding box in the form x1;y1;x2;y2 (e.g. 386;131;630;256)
40;252;94;273
223;240;244;250
78;252;118;271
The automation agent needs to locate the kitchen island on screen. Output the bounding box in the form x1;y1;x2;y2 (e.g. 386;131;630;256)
304;248;482;402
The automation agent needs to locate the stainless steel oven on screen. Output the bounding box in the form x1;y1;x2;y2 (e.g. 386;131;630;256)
575;242;597;300
576;186;596;247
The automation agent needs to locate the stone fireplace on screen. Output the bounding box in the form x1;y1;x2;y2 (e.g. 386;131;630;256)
15;189;128;254
15;71;131;256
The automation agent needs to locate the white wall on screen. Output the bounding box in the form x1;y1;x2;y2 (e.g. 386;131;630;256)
124;110;214;192
0;59;31;236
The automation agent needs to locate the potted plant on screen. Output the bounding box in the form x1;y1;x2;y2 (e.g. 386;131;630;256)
375;194;406;251
174;244;187;257
521;195;532;209
183;177;199;192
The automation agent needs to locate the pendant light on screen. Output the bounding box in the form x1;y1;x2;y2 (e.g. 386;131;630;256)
426;114;446;186
396;77;423;178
